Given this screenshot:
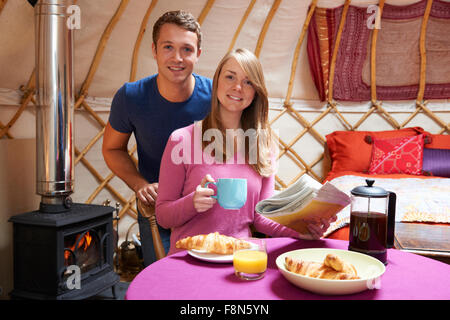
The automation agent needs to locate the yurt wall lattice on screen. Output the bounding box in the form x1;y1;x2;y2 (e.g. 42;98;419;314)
0;0;449;241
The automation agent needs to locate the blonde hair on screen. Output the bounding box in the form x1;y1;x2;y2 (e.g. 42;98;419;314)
202;48;275;177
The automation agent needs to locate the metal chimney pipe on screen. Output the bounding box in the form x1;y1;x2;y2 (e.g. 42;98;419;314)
35;0;74;211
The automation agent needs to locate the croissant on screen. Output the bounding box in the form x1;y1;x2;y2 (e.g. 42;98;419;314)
285;253;359;280
323;253;358;275
175;232;250;255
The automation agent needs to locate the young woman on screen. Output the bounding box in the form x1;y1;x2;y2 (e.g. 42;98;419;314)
155;48;332;255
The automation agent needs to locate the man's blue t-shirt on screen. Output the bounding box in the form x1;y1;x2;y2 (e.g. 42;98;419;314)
108;73;212;183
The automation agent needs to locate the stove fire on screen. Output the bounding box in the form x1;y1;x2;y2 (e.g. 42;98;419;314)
64;231;94;266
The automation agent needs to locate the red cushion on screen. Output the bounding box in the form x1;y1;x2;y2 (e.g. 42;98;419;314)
368;134;424;175
325;127;425;173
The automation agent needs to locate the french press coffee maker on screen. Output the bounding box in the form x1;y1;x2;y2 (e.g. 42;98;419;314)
349;179;396;264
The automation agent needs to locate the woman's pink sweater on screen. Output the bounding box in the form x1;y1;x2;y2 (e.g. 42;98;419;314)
155;123;298;255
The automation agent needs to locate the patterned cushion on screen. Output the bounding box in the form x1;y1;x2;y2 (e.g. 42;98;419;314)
368;134;424;175
422;148;450;178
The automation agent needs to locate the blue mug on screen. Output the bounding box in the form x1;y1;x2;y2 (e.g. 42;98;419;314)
205;178;247;209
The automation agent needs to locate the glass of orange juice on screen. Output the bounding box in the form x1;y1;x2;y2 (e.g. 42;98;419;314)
233;238;267;280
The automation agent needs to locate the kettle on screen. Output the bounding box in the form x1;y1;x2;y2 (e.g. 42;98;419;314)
119;222;144;275
348;179;396;264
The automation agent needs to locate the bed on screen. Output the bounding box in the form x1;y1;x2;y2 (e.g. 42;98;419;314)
322;127;450;250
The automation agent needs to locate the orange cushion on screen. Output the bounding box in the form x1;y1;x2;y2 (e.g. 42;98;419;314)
426;134;450;149
326;127;425;173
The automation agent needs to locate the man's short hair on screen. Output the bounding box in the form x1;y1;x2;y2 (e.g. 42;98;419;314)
152;10;202;50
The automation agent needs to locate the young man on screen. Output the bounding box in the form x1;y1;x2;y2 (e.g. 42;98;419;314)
102;11;212;266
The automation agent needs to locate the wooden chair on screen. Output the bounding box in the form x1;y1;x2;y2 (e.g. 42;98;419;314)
137;199;166;260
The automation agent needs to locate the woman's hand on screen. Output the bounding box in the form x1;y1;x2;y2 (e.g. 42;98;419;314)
193;174;217;212
297;216;338;240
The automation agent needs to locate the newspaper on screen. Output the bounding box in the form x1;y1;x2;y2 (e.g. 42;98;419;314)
255;174;351;235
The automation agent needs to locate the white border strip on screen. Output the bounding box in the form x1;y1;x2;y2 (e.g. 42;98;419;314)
268;97;450;113
1;88;449;112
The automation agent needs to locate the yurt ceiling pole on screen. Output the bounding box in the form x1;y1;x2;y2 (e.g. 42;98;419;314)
401;0;433;129
411;0;449;134
356;0;400;131
327;0;350;104
417;0;433;104
370;0;385;106
130;0;158;82
197;0;215;25
0;0;7;15
77;0;129;106
255;0;281;57
354;1;381;130
284;0;317;107
326;0;351;131
228;0;256;52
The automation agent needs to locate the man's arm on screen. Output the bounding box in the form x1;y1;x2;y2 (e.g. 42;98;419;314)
102;122;158;205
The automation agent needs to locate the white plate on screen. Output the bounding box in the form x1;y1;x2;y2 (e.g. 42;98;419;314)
186;240;258;263
276;248;386;295
187;249;233;263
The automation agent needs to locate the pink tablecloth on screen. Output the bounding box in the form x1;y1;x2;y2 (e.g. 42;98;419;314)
125;238;450;300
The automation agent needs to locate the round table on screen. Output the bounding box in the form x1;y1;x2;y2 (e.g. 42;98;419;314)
125;238;450;300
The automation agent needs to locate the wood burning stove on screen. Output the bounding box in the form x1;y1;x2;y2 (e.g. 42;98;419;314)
9;204;119;300
8;0;119;299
